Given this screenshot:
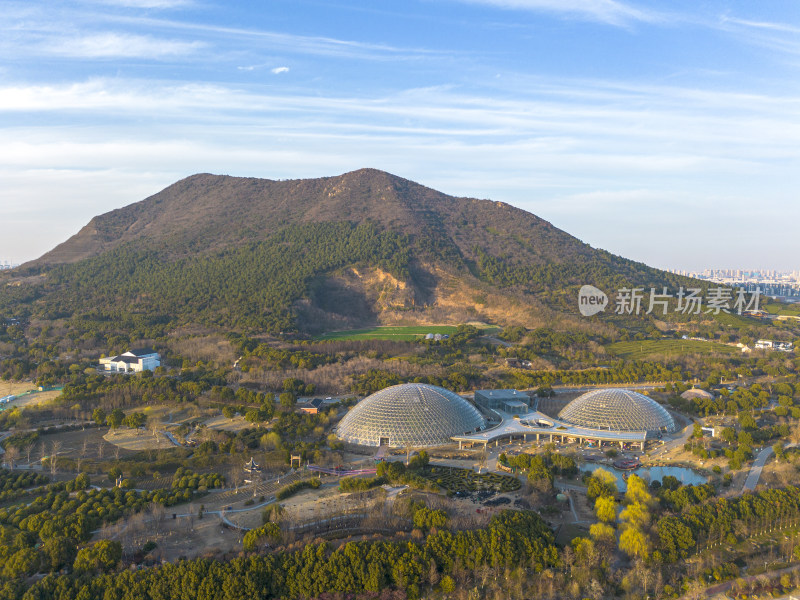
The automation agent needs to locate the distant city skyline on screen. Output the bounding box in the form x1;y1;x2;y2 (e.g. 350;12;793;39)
2;1;799;269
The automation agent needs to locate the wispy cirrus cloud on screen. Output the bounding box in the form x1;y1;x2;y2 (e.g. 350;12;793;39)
1;73;798;268
88;0;194;8
42;32;205;59
720;16;800;35
448;0;661;26
111;16;450;61
716;15;800;57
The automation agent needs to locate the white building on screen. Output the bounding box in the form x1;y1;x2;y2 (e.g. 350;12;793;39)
755;340;794;352
99;348;160;373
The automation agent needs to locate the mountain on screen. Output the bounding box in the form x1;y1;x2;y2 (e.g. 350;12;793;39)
2;169;691;336
33;169;587;266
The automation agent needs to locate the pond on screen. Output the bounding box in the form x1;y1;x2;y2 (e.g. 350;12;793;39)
582;462;707;491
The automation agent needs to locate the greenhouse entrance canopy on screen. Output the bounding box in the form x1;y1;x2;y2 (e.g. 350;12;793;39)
451;410;648;450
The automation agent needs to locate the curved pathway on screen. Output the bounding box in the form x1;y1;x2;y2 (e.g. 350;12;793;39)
742;442;798;492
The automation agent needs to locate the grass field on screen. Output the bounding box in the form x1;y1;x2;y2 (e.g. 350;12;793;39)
764;302;800;316
607;339;740;360
315;325;460;341
315;323;500;341
712;311;755;329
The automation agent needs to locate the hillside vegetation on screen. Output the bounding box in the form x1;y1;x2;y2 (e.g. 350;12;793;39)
1;169;696;336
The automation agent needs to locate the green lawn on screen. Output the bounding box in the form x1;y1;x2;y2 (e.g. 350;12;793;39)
315;323;500;341
315;325;460;341
764;302;800;316
607;339;740;360
712;311;756;329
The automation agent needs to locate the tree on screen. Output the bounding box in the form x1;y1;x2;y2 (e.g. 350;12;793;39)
147;414;162;438
595;495;617;523
773;441;785;460
244;409;264;423
587;468;617;500
620;502;650;530
279;392;296;408
440;575;456;595
243;522;281;551
42;536;78;571
4;445;19;468
106;408;125;430
2;547;39;579
721;427;736;444
49;440;62;476
589;522;615;542
222;406;235;419
624;474;653;506
619;525;650;559
108;466;122;483
73;540;122;573
122;412;146;430
92;408;106;426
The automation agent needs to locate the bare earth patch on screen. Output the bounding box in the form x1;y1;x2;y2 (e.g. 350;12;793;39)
204;415;252;432
99;511;243;562
103;429;176;450
0;381;37;397
0;381;62;409
9;390;62;409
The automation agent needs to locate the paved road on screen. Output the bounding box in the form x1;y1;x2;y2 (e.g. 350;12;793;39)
742;443;798;492
642;411;695;462
696;561;800;600
164;431;182;447
743;446;774;492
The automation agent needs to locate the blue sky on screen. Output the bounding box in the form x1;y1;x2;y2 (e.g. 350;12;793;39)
2;0;799;271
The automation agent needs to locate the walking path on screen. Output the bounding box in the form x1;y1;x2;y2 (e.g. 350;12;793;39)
742;443;798;492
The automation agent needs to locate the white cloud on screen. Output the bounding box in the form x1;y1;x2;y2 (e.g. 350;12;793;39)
271;66;290;74
113;16;447;61
716;15;800;57
43;32;204;59
449;0;661;26
721;16;800;35
0;75;798;267
90;0;193;8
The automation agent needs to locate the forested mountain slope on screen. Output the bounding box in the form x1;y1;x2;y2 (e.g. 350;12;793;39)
2;169;691;335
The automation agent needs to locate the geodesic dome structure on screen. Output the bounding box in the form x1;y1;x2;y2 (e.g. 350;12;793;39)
558;388;676;434
680;388;714;401
336;383;487;448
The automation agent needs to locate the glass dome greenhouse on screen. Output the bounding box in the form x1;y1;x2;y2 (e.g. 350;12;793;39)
336;383;486;448
558;388;676;434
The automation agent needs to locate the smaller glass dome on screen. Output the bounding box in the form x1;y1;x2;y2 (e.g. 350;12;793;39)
558;388;676;434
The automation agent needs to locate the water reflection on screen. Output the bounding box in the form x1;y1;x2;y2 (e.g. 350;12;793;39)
582;462;707;491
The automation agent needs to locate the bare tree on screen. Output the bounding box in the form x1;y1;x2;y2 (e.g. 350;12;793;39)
791;421;800;445
37;442;46;466
149;503;166;534
4;446;19;469
96;439;105;459
148;415;161;439
114;445;121;461
477;449;488;474
50;440;62;476
23;443;33;466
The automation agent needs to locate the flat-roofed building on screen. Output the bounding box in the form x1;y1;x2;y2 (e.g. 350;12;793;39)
474;389;530;413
